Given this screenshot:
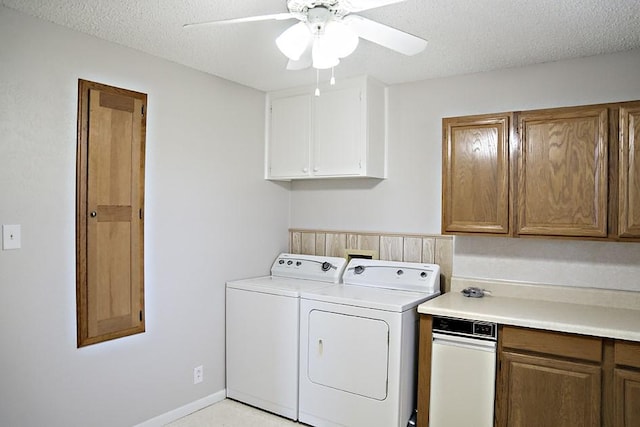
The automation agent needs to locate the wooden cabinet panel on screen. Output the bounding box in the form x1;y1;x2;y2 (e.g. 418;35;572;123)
619;105;640;238
614;368;640;427
442;114;510;234
501;325;602;362
417;315;432;427
615;340;640;369
497;351;601;427
517;106;608;237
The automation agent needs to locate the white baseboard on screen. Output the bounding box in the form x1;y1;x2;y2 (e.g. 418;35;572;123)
134;389;227;427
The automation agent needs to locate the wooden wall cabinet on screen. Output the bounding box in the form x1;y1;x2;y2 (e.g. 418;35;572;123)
516;106;608;237
266;75;386;180
441;100;640;241
619;105;640;238
442;114;511;235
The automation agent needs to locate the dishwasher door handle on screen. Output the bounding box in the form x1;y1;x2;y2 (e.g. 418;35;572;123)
432;332;496;352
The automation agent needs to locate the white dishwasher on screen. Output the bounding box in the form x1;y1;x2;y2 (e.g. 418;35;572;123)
428;316;497;427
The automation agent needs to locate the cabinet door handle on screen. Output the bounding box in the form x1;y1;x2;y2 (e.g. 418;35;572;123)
313;167;319;172
90;211;97;218
302;167;308;173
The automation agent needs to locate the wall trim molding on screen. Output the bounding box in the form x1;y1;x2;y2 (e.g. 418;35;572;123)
133;389;226;427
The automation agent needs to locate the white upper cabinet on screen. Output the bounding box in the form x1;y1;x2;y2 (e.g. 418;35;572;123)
266;75;387;180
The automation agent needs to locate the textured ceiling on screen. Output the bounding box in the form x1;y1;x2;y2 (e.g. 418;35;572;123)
3;0;640;92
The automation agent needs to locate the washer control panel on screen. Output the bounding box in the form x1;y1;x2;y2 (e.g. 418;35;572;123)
271;253;347;283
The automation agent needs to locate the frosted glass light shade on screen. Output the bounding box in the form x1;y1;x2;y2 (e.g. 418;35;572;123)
312;36;340;69
323;21;359;58
276;22;312;60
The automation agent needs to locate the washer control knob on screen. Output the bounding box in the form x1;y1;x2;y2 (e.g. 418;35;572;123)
296;261;302;266
321;262;332;272
279;259;285;264
354;265;365;274
420;271;428;278
287;260;293;265
397;269;404;276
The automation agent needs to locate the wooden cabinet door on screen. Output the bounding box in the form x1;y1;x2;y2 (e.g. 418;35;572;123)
313;85;363;177
76;80;146;347
619;105;640;237
416;315;433;427
442;114;510;234
497;351;601;427
516;106;608;237
614;368;640;427
267;93;312;178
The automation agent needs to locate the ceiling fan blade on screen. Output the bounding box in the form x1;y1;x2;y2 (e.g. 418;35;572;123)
341;0;406;13
344;15;427;56
183;12;294;28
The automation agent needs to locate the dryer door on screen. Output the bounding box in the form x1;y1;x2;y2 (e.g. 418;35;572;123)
307;309;389;400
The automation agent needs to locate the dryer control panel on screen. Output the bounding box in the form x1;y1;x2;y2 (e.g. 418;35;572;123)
343;258;441;293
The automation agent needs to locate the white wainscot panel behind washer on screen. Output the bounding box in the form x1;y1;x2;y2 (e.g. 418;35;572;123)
308;310;389;400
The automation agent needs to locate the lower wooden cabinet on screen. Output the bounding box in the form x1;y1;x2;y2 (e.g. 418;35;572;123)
417;317;640;427
497;351;601;426
496;326;602;427
614;340;640;427
614;368;640;426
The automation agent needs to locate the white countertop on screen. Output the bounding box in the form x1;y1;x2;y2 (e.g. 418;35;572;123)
418;277;640;342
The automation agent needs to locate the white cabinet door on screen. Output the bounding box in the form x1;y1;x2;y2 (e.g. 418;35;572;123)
268;94;312;178
314;86;363;176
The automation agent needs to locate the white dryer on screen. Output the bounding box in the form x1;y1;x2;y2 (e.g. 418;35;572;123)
226;253;347;420
298;258;441;427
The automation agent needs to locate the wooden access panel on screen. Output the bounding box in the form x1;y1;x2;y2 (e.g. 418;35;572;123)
619;105;640;238
76;80;146;347
516;106;608;237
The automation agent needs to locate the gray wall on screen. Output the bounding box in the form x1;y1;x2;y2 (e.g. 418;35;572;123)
2;4;640;427
290;49;640;291
0;6;289;427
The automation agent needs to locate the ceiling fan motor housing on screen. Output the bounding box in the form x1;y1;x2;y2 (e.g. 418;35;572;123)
287;0;349;21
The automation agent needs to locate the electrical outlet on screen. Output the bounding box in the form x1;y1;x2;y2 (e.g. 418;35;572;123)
193;365;203;384
2;224;21;250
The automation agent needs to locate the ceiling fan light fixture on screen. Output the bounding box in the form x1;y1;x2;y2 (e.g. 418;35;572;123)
312;36;340;69
276;22;311;60
323;20;359;58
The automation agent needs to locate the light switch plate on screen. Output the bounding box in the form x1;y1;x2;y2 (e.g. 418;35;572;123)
2;224;21;250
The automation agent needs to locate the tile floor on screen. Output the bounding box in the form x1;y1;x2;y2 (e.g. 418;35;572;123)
166;399;301;427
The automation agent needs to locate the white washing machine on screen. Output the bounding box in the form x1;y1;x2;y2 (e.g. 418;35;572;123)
299;258;441;427
226;253;347;420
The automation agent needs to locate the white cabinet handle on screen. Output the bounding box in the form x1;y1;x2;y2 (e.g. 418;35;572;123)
302;167;308;173
313;167;319;172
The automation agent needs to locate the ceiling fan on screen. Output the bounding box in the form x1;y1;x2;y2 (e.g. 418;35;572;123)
184;0;428;71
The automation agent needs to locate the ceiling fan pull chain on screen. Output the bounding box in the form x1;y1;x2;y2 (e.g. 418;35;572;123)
315;68;321;96
330;67;336;85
